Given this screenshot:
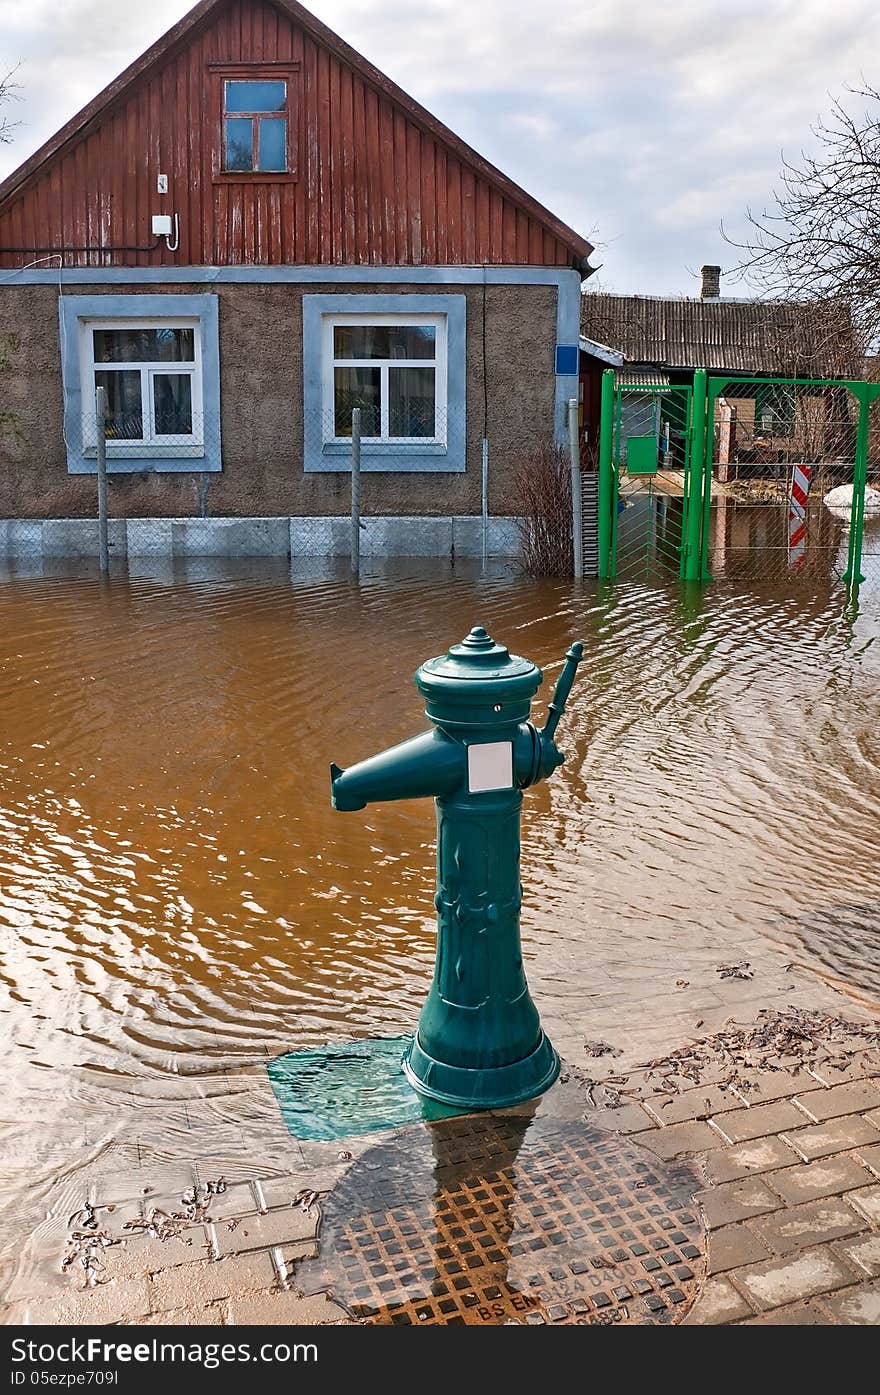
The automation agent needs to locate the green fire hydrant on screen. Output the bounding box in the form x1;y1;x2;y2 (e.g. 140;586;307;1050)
330;626;583;1111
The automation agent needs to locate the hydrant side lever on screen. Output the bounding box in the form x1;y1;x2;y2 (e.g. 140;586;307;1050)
541;642;584;744
519;640;585;787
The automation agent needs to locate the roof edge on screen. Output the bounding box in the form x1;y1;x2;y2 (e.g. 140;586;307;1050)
579;335;624;366
275;0;593;264
582;290;812;308
0;0;219;207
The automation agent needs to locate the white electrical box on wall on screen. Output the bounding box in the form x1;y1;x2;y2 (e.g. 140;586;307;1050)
151;214;173;237
157;174;169;194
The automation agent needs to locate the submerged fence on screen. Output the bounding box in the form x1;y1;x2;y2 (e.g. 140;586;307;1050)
83;400;485;572
590;368;880;594
705;376;867;588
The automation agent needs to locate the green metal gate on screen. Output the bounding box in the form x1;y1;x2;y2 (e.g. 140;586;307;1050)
597;367;880;593
596;368;706;583
704;376;878;589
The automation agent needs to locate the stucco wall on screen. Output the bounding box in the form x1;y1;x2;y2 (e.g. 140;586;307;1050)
0;280;558;520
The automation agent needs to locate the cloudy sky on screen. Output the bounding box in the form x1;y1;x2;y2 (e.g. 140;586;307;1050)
1;0;878;293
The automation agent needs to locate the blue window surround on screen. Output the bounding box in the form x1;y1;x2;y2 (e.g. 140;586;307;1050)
303;293;467;473
19;269;581;458
58;294;221;474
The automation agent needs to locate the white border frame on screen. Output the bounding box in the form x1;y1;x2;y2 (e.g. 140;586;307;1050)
321;312;448;446
79;317;204;458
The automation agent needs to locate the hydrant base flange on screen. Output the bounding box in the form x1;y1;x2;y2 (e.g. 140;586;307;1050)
402;1030;560;1111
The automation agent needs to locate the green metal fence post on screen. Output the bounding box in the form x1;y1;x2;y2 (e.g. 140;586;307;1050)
844;387;870;590
683;369;707;582
699;378;716;582
597;368;615;579
678;389;691;582
610;383;622;579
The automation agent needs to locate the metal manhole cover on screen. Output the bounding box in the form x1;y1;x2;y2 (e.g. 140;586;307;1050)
299;1107;705;1325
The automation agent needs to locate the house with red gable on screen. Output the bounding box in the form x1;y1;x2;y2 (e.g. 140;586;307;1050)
0;0;593;560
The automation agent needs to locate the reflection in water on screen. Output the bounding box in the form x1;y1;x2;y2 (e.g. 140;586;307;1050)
708;495;844;586
299;1095;704;1324
774;903;880;1005
0;556;879;1285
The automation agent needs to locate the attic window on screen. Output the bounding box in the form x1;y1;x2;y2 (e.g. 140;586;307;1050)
224;79;288;172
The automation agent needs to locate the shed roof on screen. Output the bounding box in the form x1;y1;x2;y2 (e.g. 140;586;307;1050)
618;367;669;387
581;293;859;377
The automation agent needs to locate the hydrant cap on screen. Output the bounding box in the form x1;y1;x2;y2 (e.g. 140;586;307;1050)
416;625;543;726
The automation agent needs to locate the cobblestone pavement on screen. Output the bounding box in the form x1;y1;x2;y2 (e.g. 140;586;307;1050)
1;957;878;1326
582;1041;880;1324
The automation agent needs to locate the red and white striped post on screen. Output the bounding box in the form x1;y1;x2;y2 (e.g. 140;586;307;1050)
788;462;812;570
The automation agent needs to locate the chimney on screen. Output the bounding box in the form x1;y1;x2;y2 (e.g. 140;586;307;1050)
701;265;721;299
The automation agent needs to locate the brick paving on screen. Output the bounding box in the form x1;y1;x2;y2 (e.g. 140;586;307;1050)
585;1041;880;1323
1;998;878;1326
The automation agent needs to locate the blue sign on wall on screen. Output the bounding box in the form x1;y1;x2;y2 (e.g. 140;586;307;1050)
555;344;579;376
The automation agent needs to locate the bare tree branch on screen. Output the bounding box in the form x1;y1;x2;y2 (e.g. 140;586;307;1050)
726;85;880;348
0;64;22;145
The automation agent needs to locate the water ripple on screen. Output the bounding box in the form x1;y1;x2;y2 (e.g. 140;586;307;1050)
0;559;879;1280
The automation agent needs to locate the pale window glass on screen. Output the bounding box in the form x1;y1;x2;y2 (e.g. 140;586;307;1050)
223;79;288;173
85;320;202;448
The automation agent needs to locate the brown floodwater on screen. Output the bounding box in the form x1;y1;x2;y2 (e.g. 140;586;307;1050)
1;553;879;1288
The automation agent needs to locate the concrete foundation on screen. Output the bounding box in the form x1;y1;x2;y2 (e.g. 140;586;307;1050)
0;515;520;560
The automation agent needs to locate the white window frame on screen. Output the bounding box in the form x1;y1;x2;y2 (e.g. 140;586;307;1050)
79;317;204;458
321;312;448;447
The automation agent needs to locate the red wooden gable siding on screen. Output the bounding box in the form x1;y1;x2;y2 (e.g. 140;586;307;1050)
0;0;586;269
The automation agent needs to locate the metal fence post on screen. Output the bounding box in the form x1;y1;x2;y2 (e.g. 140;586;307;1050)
95;386;109;577
683;369;707;582
597;369;615;579
481;438;489;569
568;398;583;580
845;388;870;588
351;407;361;577
699;377;716;583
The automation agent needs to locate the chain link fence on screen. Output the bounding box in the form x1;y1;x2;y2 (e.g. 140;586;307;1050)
707;379;860;586
594;369;880;594
82;400;226;559
861;394;880;585
82;397;482;567
611;383;693;584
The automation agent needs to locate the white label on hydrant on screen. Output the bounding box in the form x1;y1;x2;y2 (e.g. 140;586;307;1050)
467;741;513;793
